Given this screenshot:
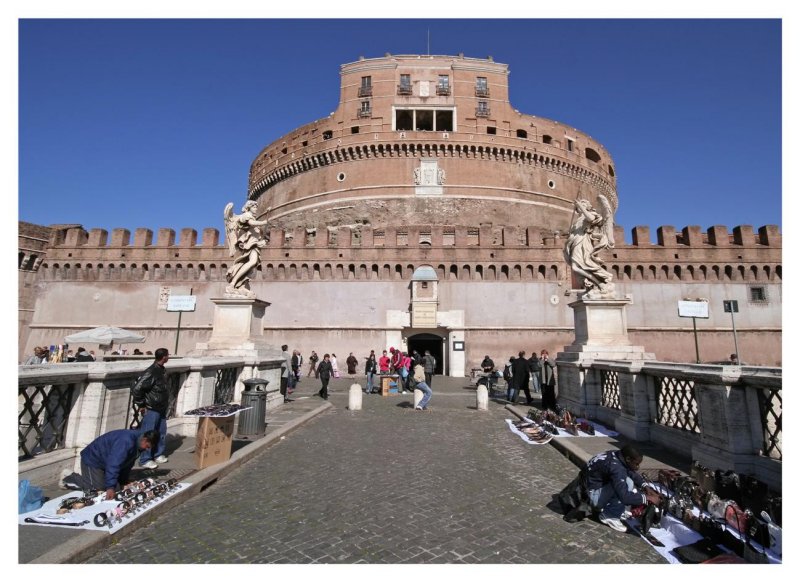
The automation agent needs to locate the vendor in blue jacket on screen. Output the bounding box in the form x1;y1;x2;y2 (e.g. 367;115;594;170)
79;429;160;499
586;444;661;532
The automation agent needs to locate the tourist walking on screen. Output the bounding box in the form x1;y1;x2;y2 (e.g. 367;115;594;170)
280;344;291;403
423;350;436;387
346;352;358;376
290;350;300;388
317;354;334;400
307;350;319;378
364;353;377;393
540;349;557;410
331;353;340;378
23;346;49;365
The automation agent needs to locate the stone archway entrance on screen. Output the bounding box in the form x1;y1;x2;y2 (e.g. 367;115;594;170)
406;332;446;375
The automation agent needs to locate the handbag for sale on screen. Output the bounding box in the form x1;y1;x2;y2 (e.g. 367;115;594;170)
714;469;742;505
724;502;750;534
657;468;682;490
707;492;734;519
747;513;771;548
690;460;717;496
673;538;725;564
740;474;770;515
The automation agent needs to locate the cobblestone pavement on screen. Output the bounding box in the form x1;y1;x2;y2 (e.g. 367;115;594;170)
87;377;665;564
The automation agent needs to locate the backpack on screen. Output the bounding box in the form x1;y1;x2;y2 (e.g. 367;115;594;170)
503;364;512;382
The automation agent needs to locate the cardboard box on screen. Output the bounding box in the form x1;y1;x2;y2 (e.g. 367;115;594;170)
381;374;400;396
195;416;235;469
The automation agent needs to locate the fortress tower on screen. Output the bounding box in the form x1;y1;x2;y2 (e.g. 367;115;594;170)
248;54;616;232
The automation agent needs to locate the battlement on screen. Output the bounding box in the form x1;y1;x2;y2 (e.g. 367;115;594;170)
49;223;781;250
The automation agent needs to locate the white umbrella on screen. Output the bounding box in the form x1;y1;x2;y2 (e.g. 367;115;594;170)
64;326;145;353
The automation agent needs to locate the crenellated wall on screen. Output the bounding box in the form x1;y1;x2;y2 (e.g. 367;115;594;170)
37;222;781;284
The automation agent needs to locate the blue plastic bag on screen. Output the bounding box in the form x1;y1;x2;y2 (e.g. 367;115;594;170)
18;479;45;513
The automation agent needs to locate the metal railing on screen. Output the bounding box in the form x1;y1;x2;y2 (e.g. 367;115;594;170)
214;366;241;404
757;386;782;459
476;107;490;118
600;369;620;410
653;374;700;433
357;109;372;119
358;86;372;97
436;84;451;96
397;84;412;95
475;87;490;97
18;382;77;459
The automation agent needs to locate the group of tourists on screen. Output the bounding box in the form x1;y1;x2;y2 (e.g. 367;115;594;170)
479;350;557;409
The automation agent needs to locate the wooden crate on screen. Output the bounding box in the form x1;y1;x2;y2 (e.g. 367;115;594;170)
195;415;235;469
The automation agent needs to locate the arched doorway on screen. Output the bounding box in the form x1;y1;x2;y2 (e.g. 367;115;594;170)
406;332;445;375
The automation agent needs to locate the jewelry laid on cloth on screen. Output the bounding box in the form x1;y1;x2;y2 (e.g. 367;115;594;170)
25;517;90;527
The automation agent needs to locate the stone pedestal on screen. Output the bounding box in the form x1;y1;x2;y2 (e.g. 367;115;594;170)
556;296;654;425
476;385;489;411
348;384;363;411
191;297;284;410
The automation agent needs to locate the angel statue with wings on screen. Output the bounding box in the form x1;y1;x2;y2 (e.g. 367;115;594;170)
223;200;270;298
563;195;616;299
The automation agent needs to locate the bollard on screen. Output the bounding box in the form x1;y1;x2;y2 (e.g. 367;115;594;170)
414;389;424;408
476;385;489;411
348;383;363;410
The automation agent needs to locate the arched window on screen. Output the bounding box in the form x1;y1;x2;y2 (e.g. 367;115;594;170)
449;265;458;280
585;148;602;163
516;129;528;139
542;135;552;145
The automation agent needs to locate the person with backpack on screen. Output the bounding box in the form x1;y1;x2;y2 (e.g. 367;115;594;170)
504;356;515;402
528;352;541;393
364;353;378;394
410;361;432;411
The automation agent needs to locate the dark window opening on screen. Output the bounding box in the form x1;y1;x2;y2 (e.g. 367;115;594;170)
542;134;552;144
585;148;602;163
436;110;453;131
396;110;414;131
323;130;333;140
567;139;574;152
750;286;767;302
416;110;433;131
487;126;496;135
302;140;308;146
516;129;527;138
608;164;615;177
351;126;360;134
281;147;288;154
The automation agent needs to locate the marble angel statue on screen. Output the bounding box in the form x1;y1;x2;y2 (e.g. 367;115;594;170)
563;194;616;299
223;200;270;298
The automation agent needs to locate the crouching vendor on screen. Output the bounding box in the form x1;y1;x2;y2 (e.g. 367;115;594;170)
586;444;661;532
79;429;161;500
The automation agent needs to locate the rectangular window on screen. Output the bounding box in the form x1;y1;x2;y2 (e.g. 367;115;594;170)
567;138;574;152
437;75;451;95
436;110;453;131
351;126;359;134
416;110;433;131
359;76;372;97
476;101;490;117
398;74;412;95
749;286;768;302
359;101;371;118
476;77;489;96
396;109;414;131
487;126;496;135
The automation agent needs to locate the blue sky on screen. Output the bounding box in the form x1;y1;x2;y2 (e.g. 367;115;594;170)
18;19;782;241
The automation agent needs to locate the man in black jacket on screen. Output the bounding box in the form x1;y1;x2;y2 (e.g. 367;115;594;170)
586;444;661;532
131;348;170;469
510;350;532;404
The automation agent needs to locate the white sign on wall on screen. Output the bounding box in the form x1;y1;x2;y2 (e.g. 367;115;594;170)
678;300;709;319
167;295;197;312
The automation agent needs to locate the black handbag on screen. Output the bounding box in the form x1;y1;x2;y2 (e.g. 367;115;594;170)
691;460;717;495
740;474;770;515
714;469;742;506
673;538;725;564
747;514;771;548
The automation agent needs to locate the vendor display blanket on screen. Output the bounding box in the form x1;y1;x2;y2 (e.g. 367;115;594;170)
19;483;189;534
624;511;781;564
505;418;618;444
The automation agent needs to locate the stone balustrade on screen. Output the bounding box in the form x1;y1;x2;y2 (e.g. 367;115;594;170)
18;355;283;486
557;359;782;490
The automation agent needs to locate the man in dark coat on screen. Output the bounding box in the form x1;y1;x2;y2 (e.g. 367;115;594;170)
131;348;170;469
510;350;533;404
316;353;334;400
540;349;557;410
346;352;358;375
423;350;436;387
80;429;160;499
527;352;541;393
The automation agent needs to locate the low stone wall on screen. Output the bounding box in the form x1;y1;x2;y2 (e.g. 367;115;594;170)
556;359;782;491
18;355;283;485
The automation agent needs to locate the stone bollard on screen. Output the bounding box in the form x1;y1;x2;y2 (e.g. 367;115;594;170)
414;389;424;409
476;385;489;411
348;383;362;411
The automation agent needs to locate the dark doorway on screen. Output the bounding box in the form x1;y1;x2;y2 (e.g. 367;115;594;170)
406;333;444;375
